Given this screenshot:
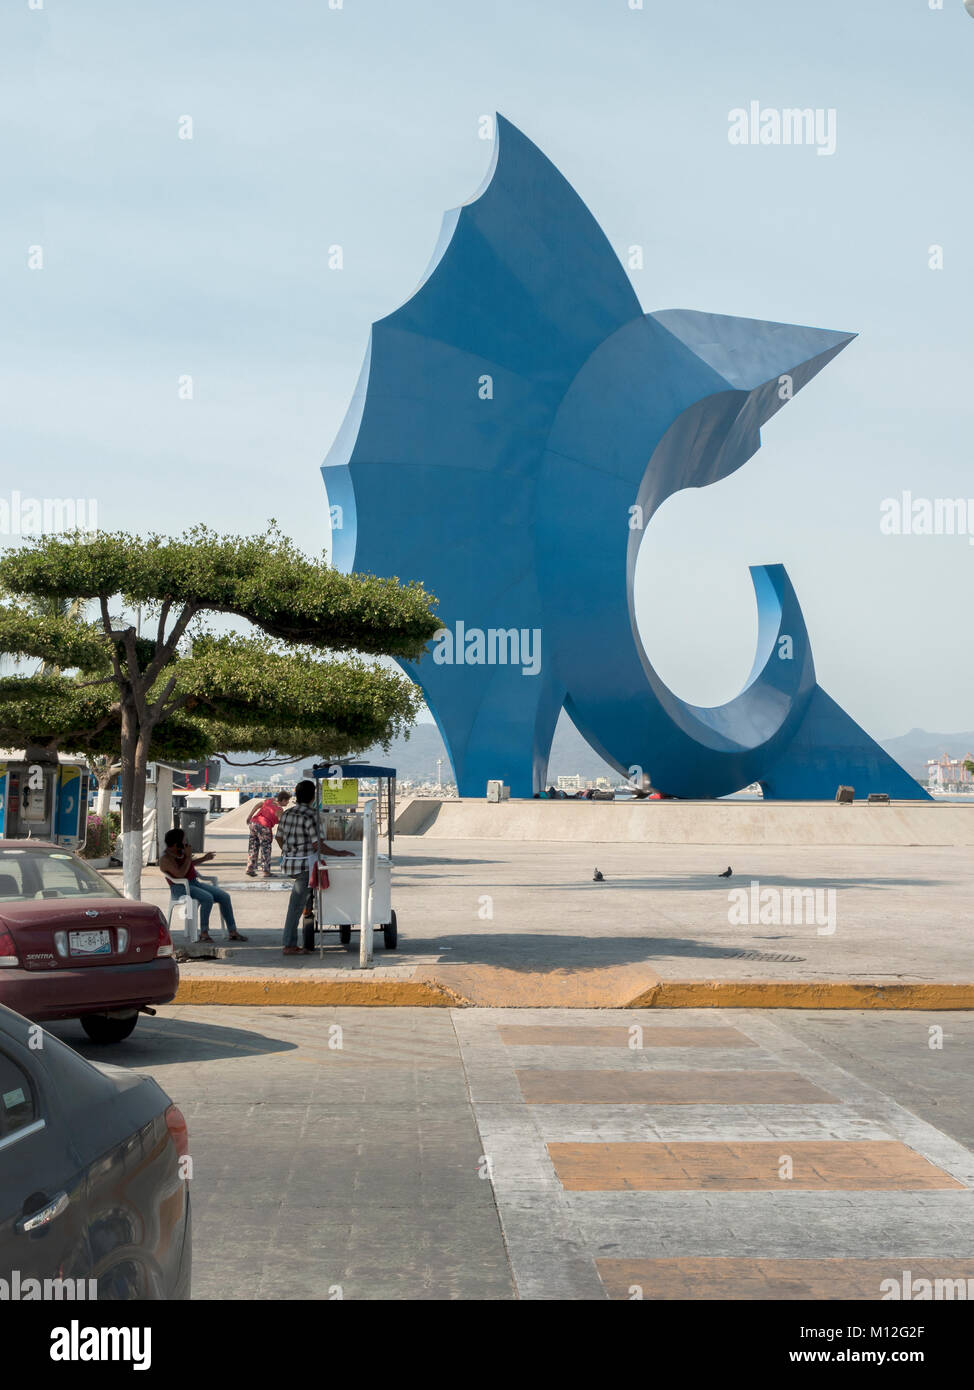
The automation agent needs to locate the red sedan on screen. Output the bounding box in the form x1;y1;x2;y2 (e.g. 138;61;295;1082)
0;841;178;1043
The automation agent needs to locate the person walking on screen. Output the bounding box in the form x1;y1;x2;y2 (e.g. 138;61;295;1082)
278;780;353;956
159;827;247;944
246;790;289;878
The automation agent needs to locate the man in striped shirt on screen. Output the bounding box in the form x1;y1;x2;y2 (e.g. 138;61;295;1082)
278;779;353;954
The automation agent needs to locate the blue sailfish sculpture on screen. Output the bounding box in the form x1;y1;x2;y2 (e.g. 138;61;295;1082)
322;115;926;801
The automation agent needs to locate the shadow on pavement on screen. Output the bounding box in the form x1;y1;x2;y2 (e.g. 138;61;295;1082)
399;933;809;968
46;1015;298;1064
444;874;946;892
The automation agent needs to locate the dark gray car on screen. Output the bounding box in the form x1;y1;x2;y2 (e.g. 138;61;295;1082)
0;1002;190;1298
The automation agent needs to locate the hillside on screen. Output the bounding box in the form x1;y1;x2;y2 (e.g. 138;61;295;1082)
878;728;974;780
218;721;971;789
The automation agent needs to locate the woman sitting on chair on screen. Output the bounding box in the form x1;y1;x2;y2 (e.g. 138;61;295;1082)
159;827;247;944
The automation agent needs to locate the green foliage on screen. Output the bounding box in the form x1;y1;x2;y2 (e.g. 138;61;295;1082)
0;524;439;658
0;675;116;753
0;525;438;785
181;635;423;748
0;603;110;673
0;674;212;760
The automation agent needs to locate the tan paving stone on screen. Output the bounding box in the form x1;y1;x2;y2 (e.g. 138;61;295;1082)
548;1140;967;1191
597;1256;974;1300
498;1024;757;1047
518;1069;835;1105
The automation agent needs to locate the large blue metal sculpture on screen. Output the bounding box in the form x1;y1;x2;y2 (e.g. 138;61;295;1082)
322;116;926;801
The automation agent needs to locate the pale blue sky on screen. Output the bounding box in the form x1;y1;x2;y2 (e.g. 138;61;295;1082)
3;0;972;736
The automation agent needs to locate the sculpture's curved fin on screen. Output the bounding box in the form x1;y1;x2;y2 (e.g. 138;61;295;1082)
321;115;644;586
679;562;817;756
321;335;372;573
379;114;641;383
741;563;815;694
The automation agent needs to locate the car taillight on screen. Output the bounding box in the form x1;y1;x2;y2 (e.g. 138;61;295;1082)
0;928;18;968
165;1104;189;1160
156;914;173;958
116;927;129;952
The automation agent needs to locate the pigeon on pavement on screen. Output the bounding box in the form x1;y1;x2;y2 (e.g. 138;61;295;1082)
593;868;604;882
718;866;732;878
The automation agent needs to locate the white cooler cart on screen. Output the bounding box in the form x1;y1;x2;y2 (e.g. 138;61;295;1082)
310;762;398;952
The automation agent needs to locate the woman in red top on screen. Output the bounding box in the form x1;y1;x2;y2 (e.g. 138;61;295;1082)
160;827;246;944
246;791;290;877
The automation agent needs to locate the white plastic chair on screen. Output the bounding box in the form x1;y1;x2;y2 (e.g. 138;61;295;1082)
165;874;219;944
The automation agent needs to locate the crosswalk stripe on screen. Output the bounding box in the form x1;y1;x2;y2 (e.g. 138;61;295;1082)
547;1140;964;1191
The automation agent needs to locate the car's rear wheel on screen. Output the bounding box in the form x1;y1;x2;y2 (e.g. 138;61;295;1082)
81;1012;139;1044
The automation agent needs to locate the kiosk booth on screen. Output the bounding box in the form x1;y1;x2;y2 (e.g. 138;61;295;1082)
0;752;90;849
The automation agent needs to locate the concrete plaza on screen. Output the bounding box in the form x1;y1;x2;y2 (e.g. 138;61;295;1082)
117;827;974;1008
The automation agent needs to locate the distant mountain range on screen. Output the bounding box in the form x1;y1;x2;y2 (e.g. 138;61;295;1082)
219;718;617;787
359;718;622;785
219;723;973;788
876;728;974;780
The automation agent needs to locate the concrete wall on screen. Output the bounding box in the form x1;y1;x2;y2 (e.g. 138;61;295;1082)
395;798;974;847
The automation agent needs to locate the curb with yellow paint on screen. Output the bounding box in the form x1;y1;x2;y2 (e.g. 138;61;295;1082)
633;981;974;1010
174;976;461;1008
172;971;974;1010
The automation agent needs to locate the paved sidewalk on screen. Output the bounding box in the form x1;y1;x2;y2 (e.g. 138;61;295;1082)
50;1007;974;1300
453;1008;974;1299
110;832;974;1007
53;1006;514;1300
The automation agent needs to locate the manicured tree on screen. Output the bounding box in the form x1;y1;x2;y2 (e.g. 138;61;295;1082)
0;668;122;762
0;526;438;897
0;603;131;811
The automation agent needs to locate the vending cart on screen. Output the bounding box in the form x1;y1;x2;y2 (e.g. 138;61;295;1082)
310;762;398;951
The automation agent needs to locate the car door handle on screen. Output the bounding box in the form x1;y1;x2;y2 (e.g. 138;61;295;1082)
17;1191;70;1232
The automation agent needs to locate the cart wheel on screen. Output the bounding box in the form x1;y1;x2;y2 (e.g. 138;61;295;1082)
339;923;352;946
383;911;398;950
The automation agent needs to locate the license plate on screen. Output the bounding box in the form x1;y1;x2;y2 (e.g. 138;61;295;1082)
69;929;111;956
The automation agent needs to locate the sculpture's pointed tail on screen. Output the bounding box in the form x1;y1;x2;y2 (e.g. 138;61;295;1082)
758;686;930;800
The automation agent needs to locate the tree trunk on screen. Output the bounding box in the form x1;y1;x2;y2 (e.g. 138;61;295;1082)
93;762;119;820
119;703;151;900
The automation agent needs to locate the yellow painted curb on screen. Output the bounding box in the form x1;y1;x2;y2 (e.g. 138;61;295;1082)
630;981;974;1010
173;977;460;1008
173;972;974;1009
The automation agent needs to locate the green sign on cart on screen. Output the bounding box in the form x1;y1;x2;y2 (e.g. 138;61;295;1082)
319;778;358;807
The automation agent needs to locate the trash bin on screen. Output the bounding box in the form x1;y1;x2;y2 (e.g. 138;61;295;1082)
178;806;207;853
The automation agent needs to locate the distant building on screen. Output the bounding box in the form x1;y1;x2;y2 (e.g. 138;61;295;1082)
170;758;221;791
926;753;974;790
557;775;582;791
